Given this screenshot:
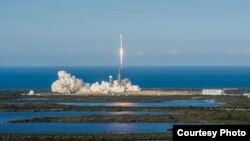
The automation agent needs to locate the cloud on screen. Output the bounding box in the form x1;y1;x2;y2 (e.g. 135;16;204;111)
169;48;180;55
51;71;141;94
244;48;250;54
227;48;250;55
228;48;237;55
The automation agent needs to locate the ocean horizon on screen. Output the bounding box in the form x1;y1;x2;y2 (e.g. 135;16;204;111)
0;66;250;90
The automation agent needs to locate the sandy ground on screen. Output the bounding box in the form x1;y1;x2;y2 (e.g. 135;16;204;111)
49;90;202;96
48;89;246;96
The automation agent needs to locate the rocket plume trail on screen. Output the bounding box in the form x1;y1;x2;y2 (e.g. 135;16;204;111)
120;34;123;69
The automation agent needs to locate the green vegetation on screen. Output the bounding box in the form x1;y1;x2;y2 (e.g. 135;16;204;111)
1;91;250;112
0;133;172;141
1;90;250;141
11;108;250;124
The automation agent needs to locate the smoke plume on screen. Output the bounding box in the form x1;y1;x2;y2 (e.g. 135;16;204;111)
51;71;140;94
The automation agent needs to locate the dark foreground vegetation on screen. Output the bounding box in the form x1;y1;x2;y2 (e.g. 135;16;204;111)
1;90;250;112
11;108;250;124
1;90;250;140
0;133;172;141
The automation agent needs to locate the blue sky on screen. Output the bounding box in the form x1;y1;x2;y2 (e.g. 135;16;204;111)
0;0;249;66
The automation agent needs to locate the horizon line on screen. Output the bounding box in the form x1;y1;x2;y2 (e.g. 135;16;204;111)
1;65;250;67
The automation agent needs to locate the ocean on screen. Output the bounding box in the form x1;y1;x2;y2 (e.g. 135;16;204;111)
0;66;250;90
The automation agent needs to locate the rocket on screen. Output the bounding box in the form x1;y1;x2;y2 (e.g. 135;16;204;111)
118;34;124;84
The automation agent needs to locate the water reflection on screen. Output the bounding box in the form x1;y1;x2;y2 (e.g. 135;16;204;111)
58;100;222;107
0;111;175;134
111;102;135;107
0;111;167;123
0;122;172;134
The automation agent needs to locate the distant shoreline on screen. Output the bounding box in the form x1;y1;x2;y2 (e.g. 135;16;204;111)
1;88;249;96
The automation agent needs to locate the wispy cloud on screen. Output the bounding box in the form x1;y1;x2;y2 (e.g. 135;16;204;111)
227;48;250;55
169;48;180;55
227;48;237;55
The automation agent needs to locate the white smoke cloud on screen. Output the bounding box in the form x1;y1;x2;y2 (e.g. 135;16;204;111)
22;90;40;96
51;70;140;94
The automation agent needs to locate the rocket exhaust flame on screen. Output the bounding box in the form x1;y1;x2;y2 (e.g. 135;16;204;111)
118;34;123;84
120;47;123;69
